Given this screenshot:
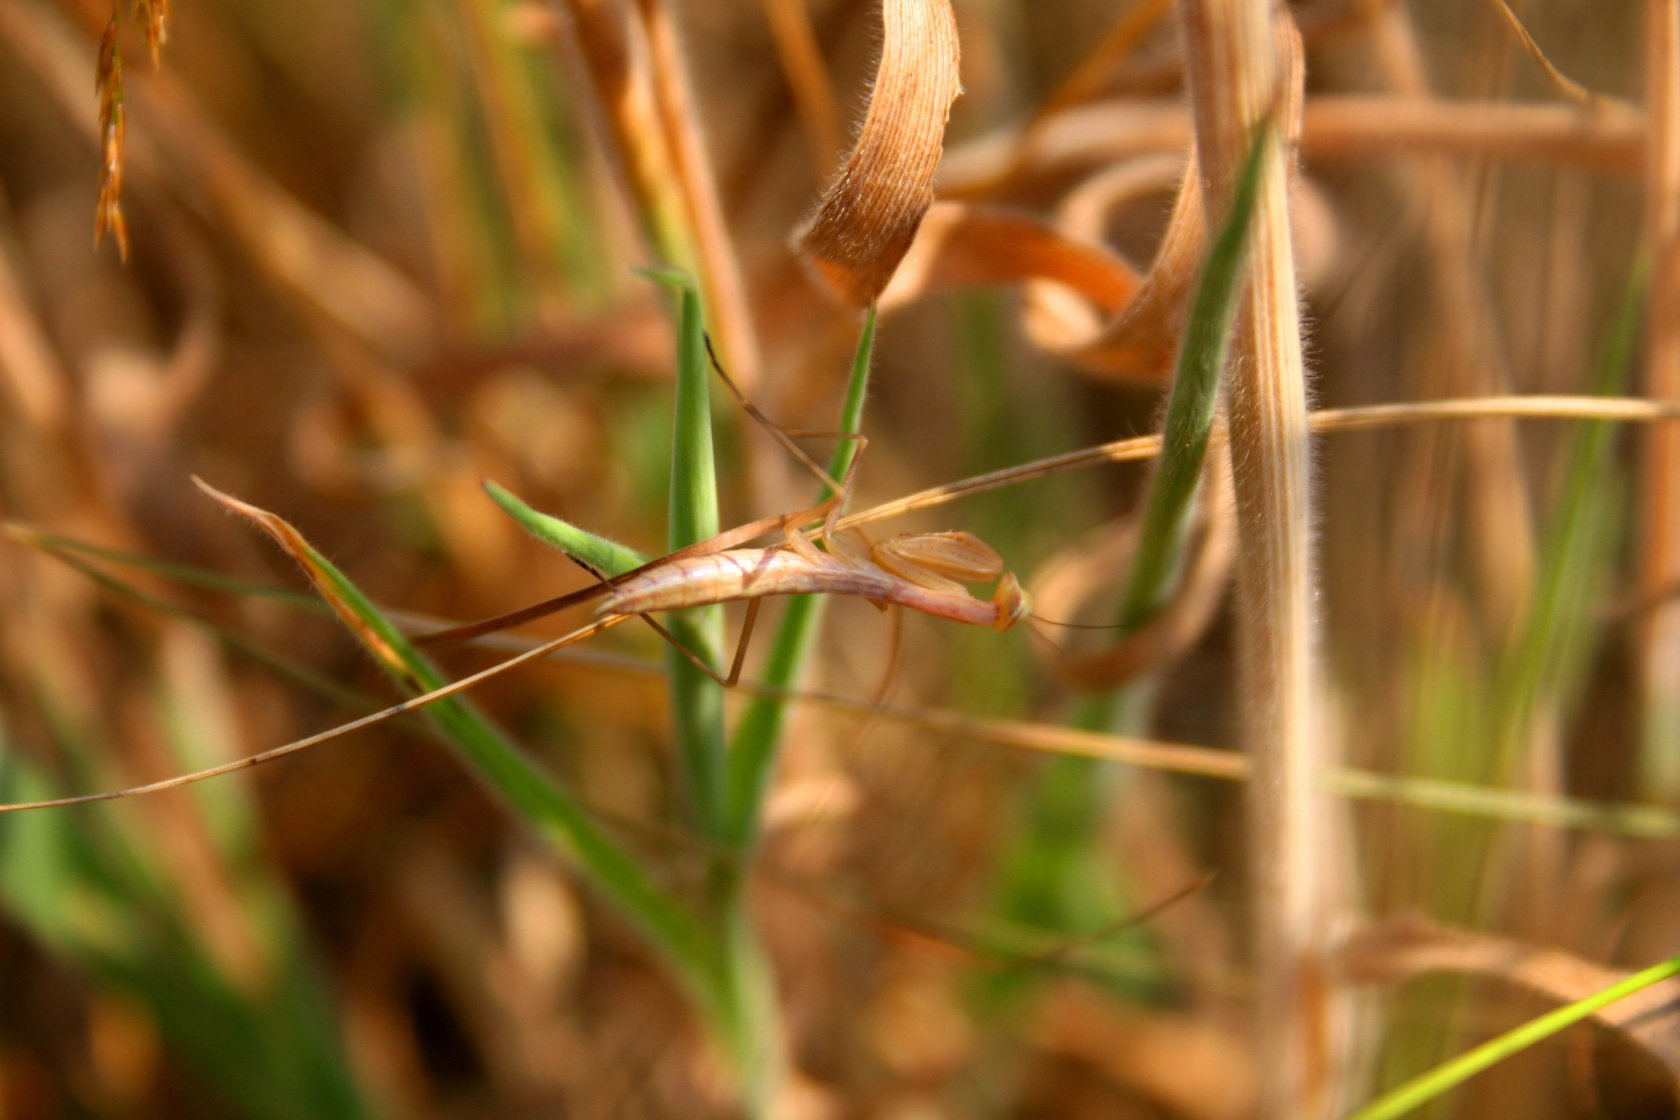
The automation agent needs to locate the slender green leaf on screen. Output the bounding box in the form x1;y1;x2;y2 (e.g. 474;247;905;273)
484;479;650;572
990;125;1270;995
205;487;719;991
1118;124;1267;627
649;271;731;841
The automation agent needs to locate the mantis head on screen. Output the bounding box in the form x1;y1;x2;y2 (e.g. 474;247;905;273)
991;572;1031;631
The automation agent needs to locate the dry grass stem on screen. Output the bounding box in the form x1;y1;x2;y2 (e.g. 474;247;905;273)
1639;0;1680;798
831;395;1680;532
635;0;760;388
1487;0;1621;111
939;96;1644;195
1177;2;1336;1115
552;2;693;281
761;0;842;180
1364;2;1538;638
794;0;961;307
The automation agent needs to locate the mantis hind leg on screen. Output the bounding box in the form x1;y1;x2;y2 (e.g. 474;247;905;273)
633;597;763;689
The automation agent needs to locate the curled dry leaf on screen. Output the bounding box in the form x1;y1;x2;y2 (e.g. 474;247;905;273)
879;32;1324;384
793;0;962;308
884;152;1202;383
878;200;1141;319
1030;456;1236;691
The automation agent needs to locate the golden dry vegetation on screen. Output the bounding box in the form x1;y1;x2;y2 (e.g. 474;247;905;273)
0;1;1675;1118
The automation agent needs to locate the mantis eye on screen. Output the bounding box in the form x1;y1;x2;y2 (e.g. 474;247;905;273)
992;572;1030;631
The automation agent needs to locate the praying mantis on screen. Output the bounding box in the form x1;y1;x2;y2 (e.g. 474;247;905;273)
0;342;1036;813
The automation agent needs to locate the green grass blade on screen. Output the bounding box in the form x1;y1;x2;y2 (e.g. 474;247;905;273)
724;307;877;849
212;494;718;990
644;272;784;1112
1118;125;1266;627
651;270;731;841
1;522;322;608
1497;255;1645;752
484;479;651;572
1349;955;1680;1120
992;128;1268;958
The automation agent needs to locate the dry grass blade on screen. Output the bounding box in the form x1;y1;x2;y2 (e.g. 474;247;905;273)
885;157;1205;382
794;0;961;307
939;97;1644;197
1178;3;1333;1115
192;478;410;677
634;0;760;387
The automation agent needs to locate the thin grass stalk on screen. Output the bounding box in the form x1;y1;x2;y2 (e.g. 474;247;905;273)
1176;2;1336;1115
762;0;842;179
1363;1;1537;637
1638;0;1680;798
551;0;697;283
634;0;762;389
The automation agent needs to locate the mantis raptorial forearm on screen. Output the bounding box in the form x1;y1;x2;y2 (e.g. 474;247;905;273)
598;537;1030;633
415;341;1035;668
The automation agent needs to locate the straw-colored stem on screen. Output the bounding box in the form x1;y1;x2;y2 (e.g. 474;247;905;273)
634;0;762;390
761;0;842;179
1362;1;1537;638
1639;0;1680;797
455;0;569;312
1177;1;1336;1115
551;0;697;290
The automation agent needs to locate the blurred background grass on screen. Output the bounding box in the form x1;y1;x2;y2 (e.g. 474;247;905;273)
0;0;1669;1117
